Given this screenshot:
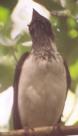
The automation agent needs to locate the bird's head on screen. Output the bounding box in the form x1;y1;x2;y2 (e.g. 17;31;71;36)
29;9;54;41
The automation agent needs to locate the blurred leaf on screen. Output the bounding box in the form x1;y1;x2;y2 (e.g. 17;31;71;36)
70;61;78;80
68;29;78;38
0;34;19;46
67;17;77;28
0;46;14;56
0;6;10;24
74;121;78;125
0;52;15;92
51;16;60;27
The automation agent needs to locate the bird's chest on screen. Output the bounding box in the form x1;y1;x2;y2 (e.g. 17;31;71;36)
18;55;67;127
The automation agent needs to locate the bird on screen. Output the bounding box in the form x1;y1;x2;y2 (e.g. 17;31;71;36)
13;9;71;130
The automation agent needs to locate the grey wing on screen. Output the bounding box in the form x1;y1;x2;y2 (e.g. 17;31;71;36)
13;52;29;129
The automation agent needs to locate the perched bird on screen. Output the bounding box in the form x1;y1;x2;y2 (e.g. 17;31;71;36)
13;9;71;129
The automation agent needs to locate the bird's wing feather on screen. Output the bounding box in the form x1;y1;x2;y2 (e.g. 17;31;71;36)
64;60;71;91
13;52;29;129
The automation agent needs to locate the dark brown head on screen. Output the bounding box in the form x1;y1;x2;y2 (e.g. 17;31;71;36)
29;9;54;41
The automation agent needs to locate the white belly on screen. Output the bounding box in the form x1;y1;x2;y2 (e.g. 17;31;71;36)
18;55;67;127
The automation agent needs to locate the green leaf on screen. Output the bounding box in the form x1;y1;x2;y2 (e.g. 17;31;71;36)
67;17;77;28
70;61;78;80
0;7;10;24
0;55;15;92
68;29;78;38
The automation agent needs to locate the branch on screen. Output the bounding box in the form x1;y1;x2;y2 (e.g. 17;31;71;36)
0;125;78;136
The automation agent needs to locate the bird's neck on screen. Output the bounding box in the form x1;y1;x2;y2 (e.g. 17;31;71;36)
32;34;58;59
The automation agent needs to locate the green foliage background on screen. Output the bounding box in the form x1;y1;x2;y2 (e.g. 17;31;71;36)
0;0;78;93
